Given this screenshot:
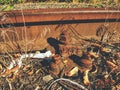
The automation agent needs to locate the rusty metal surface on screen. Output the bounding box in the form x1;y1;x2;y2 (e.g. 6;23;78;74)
0;8;120;25
0;8;120;53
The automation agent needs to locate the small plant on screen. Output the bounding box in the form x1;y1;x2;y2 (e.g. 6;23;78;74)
0;0;23;5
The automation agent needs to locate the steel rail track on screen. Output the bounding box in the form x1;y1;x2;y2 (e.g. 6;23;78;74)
0;8;120;28
0;8;120;53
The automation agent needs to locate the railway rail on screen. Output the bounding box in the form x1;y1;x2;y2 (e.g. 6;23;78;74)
0;8;120;53
0;8;120;28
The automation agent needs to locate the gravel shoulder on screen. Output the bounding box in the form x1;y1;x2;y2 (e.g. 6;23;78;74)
0;2;120;11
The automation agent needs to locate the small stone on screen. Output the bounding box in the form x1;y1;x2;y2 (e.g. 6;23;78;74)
43;75;53;83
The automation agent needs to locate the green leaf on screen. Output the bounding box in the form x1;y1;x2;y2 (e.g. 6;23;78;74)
3;5;14;11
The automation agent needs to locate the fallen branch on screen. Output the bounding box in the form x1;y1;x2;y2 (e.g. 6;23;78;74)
46;78;88;90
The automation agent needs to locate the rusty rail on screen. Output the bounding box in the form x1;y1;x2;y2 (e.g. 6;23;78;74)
0;8;120;53
0;8;120;28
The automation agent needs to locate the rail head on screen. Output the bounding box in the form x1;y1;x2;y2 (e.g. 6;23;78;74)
1;8;120;15
0;8;120;28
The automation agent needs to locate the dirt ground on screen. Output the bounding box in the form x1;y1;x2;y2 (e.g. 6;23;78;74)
0;22;120;90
